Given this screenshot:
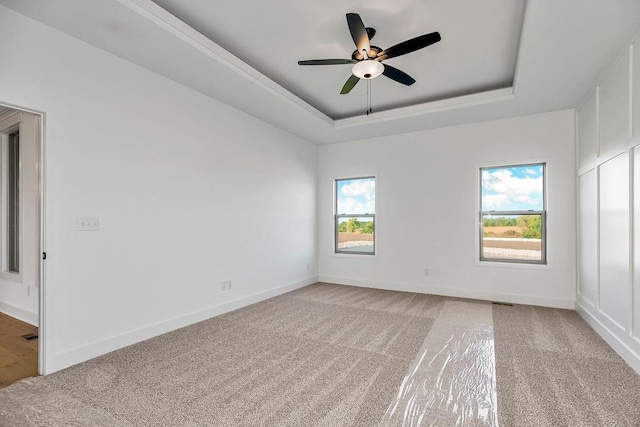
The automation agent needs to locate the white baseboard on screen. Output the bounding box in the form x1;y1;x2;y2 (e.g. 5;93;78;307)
48;276;318;374
318;275;575;309
575;300;640;375
0;300;38;326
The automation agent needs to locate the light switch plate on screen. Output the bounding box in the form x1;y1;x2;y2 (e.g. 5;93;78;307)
77;217;100;231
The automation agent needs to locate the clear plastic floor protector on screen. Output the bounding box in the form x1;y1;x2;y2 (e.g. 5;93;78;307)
381;301;498;426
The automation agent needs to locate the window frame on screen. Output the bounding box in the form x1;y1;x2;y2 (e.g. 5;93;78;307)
0;112;23;282
334;175;376;256
479;163;547;265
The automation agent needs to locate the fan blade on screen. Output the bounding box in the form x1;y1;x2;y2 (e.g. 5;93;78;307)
378;32;441;61
298;59;356;65
340;75;360;94
382;64;416;86
346;13;371;56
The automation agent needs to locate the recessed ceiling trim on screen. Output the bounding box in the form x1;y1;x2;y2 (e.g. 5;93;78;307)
509;0;530;94
67;0;640;143
120;0;518;132
334;88;514;129
122;0;334;126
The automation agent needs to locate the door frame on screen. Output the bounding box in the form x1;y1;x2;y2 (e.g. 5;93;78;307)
0;101;46;375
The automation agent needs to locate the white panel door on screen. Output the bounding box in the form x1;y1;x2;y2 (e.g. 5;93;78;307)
599;49;631;162
577;91;598;170
578;169;598;305
634;42;640;139
633;147;640;340
599;152;629;330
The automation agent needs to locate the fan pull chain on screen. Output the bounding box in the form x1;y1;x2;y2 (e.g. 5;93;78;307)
366;80;369;115
366;80;372;115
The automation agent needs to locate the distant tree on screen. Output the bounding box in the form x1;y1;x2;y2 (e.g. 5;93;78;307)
483;218;496;227
346;218;359;232
516;216;528;228
500;217;517;226
338;218;374;234
521;216;541;238
483;217;517;227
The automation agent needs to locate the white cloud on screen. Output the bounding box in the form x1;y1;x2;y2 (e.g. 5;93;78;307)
365;198;375;214
482;194;509;210
338;197;375;214
482;168;542;210
342;179;375;201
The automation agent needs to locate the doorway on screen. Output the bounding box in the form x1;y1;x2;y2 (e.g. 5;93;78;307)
0;105;44;387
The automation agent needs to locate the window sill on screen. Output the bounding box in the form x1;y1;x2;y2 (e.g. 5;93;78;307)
332;252;379;260
475;260;552;270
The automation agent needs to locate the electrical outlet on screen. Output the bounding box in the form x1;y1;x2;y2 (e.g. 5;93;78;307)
221;281;227;291
227;280;232;290
424;268;430;276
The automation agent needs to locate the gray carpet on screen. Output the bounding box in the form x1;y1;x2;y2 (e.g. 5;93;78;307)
1;283;639;426
493;304;640;427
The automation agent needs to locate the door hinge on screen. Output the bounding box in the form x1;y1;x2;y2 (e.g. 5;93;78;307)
42;252;46;260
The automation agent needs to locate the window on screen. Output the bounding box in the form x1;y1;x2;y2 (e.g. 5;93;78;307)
6;130;19;273
480;163;545;264
335;177;375;255
0;127;20;275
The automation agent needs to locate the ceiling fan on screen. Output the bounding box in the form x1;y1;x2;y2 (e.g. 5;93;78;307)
298;13;441;94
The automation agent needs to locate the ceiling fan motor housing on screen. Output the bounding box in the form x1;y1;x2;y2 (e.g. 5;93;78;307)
352;46;382;61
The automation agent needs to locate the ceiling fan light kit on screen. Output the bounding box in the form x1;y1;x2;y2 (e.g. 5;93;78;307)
352;60;384;79
297;13;441;95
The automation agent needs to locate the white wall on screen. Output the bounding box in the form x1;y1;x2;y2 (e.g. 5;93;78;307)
0;6;318;373
319;110;576;308
576;39;640;374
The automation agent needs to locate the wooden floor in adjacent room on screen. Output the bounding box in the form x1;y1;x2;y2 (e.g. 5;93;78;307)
0;312;38;388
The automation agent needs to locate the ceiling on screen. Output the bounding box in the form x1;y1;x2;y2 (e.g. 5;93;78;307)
1;0;640;145
151;0;525;120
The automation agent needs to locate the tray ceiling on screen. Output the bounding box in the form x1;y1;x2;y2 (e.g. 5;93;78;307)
152;0;525;120
1;0;640;144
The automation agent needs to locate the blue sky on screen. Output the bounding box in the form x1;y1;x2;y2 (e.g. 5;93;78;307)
336;178;375;214
482;165;543;211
